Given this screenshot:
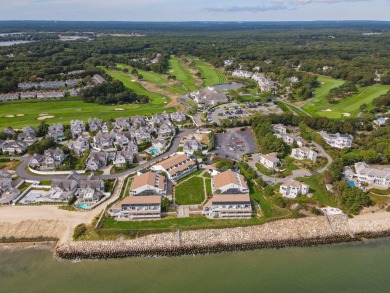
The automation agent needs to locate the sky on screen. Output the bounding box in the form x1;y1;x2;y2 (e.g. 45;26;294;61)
0;0;389;21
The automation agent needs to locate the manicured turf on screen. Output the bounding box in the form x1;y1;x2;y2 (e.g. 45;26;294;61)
302;76;345;116
205;178;212;195
101;67;170;105
102;215;263;231
303;76;390;118
116;64;186;94
168;56;199;92
302;174;336;207
0;97;175;129
192;58;228;86
175;176;205;205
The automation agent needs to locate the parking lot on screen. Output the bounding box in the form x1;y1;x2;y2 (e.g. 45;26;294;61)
209;102;284;125
214;128;258;160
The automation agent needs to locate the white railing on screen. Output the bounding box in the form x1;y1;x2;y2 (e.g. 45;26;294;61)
28;166;86;175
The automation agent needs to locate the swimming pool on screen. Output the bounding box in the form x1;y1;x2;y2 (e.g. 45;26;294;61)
346;180;355;187
148;148;159;154
77;203;91;210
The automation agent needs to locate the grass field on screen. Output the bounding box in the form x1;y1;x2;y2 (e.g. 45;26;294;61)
175;176;205;205
192;58;228;87
101;67;170;105
116;64;186;95
0;97;175;129
168;56;199;92
303;76;390;118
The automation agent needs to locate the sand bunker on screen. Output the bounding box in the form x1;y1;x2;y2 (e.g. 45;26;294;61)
37;115;54;120
16;114;25;117
322;109;332;112
39;113;49;117
115;108;124;111
131;79;136;82
4;115;14;118
342;113;351;117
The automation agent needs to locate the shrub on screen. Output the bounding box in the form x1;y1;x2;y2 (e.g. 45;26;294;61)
73;224;87;239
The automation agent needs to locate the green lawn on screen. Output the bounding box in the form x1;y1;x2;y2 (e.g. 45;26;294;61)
101;67;170;105
0;97;175;129
168;56;199;92
175;176;205;205
192;58;228;86
302;76;345;116
302;174;336;206
116;64;186;94
303;76;390;118
205;178;212;195
102;215;264;231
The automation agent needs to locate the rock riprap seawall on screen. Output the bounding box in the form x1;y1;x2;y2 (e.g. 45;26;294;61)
55;214;390;260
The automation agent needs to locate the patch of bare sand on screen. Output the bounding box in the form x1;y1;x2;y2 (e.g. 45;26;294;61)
115;108;124;111
16;114;25;117
37;115;54;120
140;81;180;108
5;115;15;118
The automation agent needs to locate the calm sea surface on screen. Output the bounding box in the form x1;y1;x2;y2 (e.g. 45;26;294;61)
1;238;390;293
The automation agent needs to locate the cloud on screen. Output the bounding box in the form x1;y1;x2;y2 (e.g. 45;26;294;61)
204;5;288;13
291;0;371;4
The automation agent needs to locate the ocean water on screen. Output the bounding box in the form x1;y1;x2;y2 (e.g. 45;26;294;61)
1;238;390;293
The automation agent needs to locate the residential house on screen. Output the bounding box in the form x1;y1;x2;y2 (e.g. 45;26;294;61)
30;148;65;169
131;116;146;127
151;153;197;181
78;173;105;202
17;126;37;145
203;193;252;218
130;171;166;196
2;127;16;138
115;117;131;130
50;177;79;202
86;151;108;170
48;123;65;141
88;118;103;132
354;162;390;188
257;153;280;170
211;170;249;194
291;147;318;162
109;195;162;219
134;127;151;143
318;131;353;149
279;180;309;198
93;132;113;150
272;124;287;135
1;140;27;155
170;111;186;122
113;150;136;167
158;123;175;138
0;170;20;204
68;137;89;157
373;117;389;126
183;136;202;155
70;120;85;139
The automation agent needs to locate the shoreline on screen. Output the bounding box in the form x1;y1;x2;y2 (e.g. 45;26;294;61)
54;213;390;260
2;212;390;259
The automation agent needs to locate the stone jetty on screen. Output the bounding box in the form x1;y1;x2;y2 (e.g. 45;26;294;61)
55;213;390;260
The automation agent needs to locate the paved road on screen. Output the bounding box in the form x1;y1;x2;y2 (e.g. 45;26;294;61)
247;142;333;185
16;128;196;181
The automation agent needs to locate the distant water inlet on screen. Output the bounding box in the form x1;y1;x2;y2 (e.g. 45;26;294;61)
213;82;245;91
0;40;34;47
